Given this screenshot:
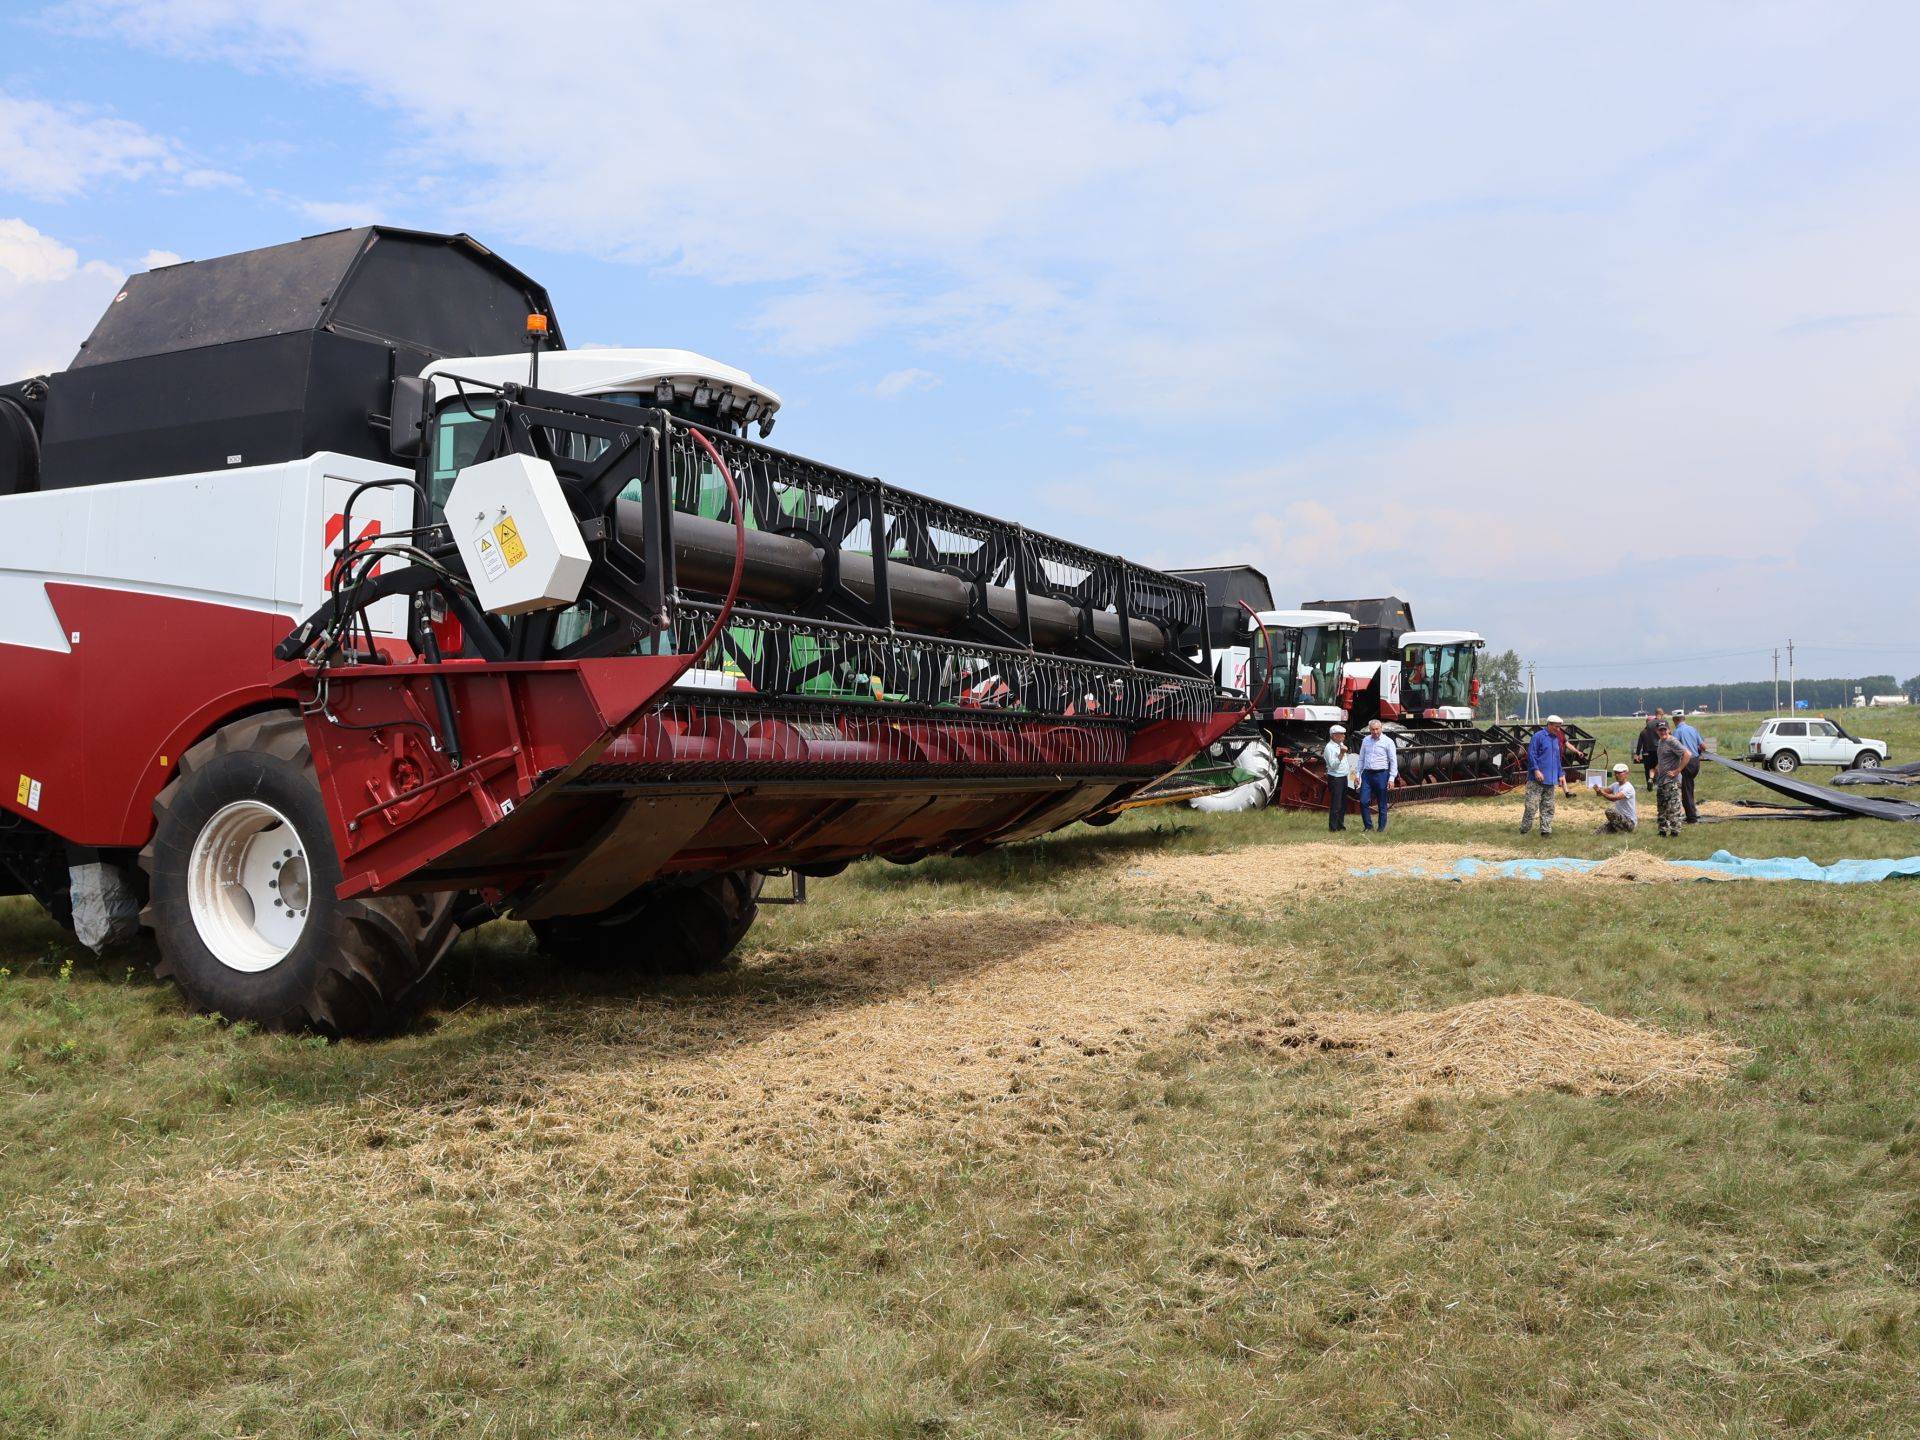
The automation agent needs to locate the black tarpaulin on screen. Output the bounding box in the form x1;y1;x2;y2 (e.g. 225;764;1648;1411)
1705;752;1920;820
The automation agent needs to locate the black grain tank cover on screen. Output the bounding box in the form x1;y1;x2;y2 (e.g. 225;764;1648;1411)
1168;565;1276;652
38;227;562;488
1302;596;1414;662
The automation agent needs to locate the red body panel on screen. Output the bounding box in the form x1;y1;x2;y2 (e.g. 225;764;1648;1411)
0;586;302;846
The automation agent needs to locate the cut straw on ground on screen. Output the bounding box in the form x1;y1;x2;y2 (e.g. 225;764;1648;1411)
1212;992;1744;1114
1102;840;1742;903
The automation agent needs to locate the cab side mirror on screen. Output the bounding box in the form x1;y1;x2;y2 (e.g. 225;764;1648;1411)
388;375;428;460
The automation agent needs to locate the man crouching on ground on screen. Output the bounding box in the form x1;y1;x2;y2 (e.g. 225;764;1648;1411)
1595;762;1637;834
1520;715;1570;837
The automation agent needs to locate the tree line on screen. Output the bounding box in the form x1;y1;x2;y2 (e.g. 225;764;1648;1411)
1468;653;1920;720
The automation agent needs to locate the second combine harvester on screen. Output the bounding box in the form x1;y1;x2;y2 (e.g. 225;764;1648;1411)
0;228;1241;1034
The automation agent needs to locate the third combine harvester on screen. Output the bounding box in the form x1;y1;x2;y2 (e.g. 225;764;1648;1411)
0;228;1241;1033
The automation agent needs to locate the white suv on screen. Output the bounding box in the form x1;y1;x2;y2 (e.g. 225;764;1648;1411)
1748;717;1889;774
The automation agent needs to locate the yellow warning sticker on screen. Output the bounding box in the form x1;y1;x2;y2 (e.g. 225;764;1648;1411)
15;775;28;806
16;775;41;812
494;514;528;569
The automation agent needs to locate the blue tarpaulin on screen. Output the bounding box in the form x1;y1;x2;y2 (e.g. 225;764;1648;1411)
1351;850;1920;884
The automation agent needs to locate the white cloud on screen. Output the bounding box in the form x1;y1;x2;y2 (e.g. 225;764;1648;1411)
140;248;184;270
872;367;940;398
0;219;123;376
0;92;180;201
37;0;1920;678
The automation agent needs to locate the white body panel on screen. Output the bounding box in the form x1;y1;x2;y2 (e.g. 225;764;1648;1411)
1344;659;1402;708
0;453;413;651
1211;645;1253;694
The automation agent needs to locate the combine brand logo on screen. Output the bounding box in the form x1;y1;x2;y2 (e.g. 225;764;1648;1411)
323;514;382;592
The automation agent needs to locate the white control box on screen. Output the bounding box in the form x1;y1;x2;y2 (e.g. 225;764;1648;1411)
444;453;591;616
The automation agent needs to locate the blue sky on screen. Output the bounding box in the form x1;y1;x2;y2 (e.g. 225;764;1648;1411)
5;0;1919;690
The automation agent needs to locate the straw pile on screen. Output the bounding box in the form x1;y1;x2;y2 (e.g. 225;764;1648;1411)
1109;841;1519;902
265;911;1236;1208
1552;851;1730;884
1111;841;1736;898
1228;993;1742;1110
1413;796;1766;825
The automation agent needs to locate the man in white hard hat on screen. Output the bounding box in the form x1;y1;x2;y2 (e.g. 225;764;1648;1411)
1323;724;1355;832
1520;714;1569;837
1594;762;1637;834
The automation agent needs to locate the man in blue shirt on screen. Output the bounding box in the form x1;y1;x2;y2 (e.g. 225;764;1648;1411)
1357;718;1398;832
1520;714;1569;837
1671;715;1705;824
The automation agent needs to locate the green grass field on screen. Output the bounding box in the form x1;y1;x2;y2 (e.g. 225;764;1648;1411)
3;709;1918;1437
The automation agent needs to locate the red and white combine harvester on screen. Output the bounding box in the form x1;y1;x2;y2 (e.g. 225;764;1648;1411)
0;228;1240;1033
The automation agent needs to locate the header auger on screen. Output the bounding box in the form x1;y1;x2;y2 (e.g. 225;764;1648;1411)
0;226;1241;1034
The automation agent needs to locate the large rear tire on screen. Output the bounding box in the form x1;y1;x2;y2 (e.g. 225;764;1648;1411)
532;871;762;975
139;713;458;1035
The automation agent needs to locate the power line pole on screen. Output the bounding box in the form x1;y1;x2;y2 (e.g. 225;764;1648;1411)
1773;649;1780;714
1788;637;1796;712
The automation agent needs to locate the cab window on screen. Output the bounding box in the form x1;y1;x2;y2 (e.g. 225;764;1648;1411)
430;406;495;513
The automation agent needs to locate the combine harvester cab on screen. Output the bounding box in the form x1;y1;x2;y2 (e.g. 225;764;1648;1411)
1217;606;1360;810
0;227;1243;1033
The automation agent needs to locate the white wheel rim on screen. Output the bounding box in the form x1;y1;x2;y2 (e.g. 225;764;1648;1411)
187;800;312;973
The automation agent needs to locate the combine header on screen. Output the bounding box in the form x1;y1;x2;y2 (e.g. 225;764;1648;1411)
0;228;1240;1033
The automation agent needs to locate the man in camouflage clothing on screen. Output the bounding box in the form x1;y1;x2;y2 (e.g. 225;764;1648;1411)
1653;717;1689;837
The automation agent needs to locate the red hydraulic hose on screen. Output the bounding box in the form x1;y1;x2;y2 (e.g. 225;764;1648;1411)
683;425;748;669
